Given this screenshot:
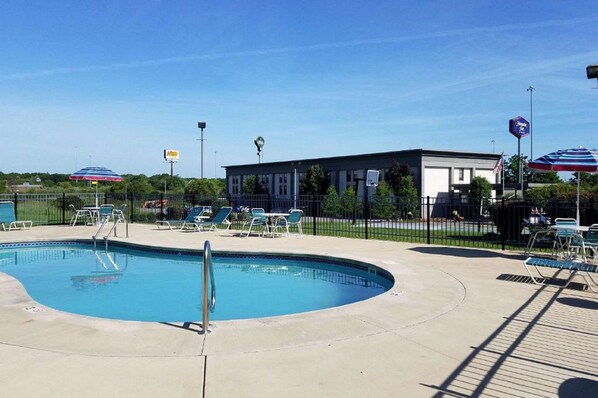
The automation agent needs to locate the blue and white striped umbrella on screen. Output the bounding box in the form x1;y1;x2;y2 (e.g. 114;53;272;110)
69;167;123;207
528;146;598;173
528;146;598;223
69;166;123;182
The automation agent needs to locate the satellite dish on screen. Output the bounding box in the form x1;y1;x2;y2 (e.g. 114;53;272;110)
254;136;265;149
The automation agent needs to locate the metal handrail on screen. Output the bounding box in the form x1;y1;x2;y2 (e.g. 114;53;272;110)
93;213;129;250
202;240;216;333
93;250;119;271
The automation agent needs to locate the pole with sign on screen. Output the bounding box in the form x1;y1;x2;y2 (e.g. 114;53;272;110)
164;149;180;177
508;116;529;198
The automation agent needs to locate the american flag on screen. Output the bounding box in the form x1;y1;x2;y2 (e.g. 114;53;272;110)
492;153;504;175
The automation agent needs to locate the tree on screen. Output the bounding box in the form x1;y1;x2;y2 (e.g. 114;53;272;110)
468;176;492;214
530;171;561;184
371;181;395;220
526;183;577;208
395;175;419;218
341;186;361;216
322;186;341;218
241;175;266;195
576;173;598;188
148;174;186;193
504;155;532;184
299;165;329;195
185;178;224;196
386;160;411;194
113;174;154;194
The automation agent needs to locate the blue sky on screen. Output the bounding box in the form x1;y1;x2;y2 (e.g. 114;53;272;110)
1;1;597;178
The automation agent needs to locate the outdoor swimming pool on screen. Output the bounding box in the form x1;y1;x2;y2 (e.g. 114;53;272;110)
0;242;393;322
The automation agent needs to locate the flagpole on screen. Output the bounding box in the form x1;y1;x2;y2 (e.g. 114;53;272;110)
502;154;505;197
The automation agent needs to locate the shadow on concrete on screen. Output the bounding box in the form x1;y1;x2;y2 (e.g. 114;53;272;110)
556;297;598;310
558;377;598;397
409;246;524;260
497;274;589;291
421;275;598;397
160;321;203;334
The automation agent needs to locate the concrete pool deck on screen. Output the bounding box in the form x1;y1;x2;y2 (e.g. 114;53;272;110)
0;224;596;397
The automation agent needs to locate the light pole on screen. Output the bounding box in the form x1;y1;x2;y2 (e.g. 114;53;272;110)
254;136;265;163
214;151;217;178
198;121;207;178
491;140;495;153
292;161;302;209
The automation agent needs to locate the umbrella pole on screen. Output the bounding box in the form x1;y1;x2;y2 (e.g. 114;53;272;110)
577;172;580;224
96;181;99;208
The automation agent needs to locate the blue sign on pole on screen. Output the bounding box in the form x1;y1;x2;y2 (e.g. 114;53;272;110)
509;116;530;138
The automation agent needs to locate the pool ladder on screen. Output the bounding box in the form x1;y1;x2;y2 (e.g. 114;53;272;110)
202;240;216;333
93;216;129;244
92;216;128;271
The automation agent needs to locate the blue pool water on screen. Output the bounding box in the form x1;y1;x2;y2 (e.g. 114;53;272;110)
0;242;393;322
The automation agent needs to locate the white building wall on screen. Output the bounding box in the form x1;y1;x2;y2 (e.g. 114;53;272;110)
424;167;450;198
452;168;472;184
423;167;450;218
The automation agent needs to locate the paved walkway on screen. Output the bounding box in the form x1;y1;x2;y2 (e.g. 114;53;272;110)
0;224;596;397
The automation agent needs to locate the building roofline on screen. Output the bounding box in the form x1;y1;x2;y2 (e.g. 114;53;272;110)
223;148;501;169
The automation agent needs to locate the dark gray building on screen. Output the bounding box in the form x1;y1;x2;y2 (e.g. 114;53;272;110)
224;149;502;204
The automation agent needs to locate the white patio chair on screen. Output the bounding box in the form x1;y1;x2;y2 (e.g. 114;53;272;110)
271;209;304;238
240;208;267;237
69;204;93;226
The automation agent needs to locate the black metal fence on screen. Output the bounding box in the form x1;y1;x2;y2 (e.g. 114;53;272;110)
2;192;596;251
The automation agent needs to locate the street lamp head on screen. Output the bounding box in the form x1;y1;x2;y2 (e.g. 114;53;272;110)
587;65;598;79
527;85;535;92
198;121;206;129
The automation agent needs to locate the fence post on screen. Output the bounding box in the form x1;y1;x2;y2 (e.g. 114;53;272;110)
501;197;505;250
13;193;18;215
312;194;317;236
160;192;164;220
129;192;134;223
364;189;369;240
478;194;482;233
62;192;66;225
426;196;431;245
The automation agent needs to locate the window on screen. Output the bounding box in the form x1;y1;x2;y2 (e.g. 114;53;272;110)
230;176;240;195
258;174;270;194
346;170;359;190
278;174;288;196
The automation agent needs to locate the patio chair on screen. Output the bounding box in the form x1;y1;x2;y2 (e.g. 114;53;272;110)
202;206;233;232
271;209;304;238
240;208;267;237
69;204;93;226
113;204;127;223
553;218;580;259
156;206;205;230
0;201;33;231
97;204;115;224
582;224;598;263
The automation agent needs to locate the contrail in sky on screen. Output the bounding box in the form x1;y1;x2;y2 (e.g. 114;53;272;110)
3;15;598;80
